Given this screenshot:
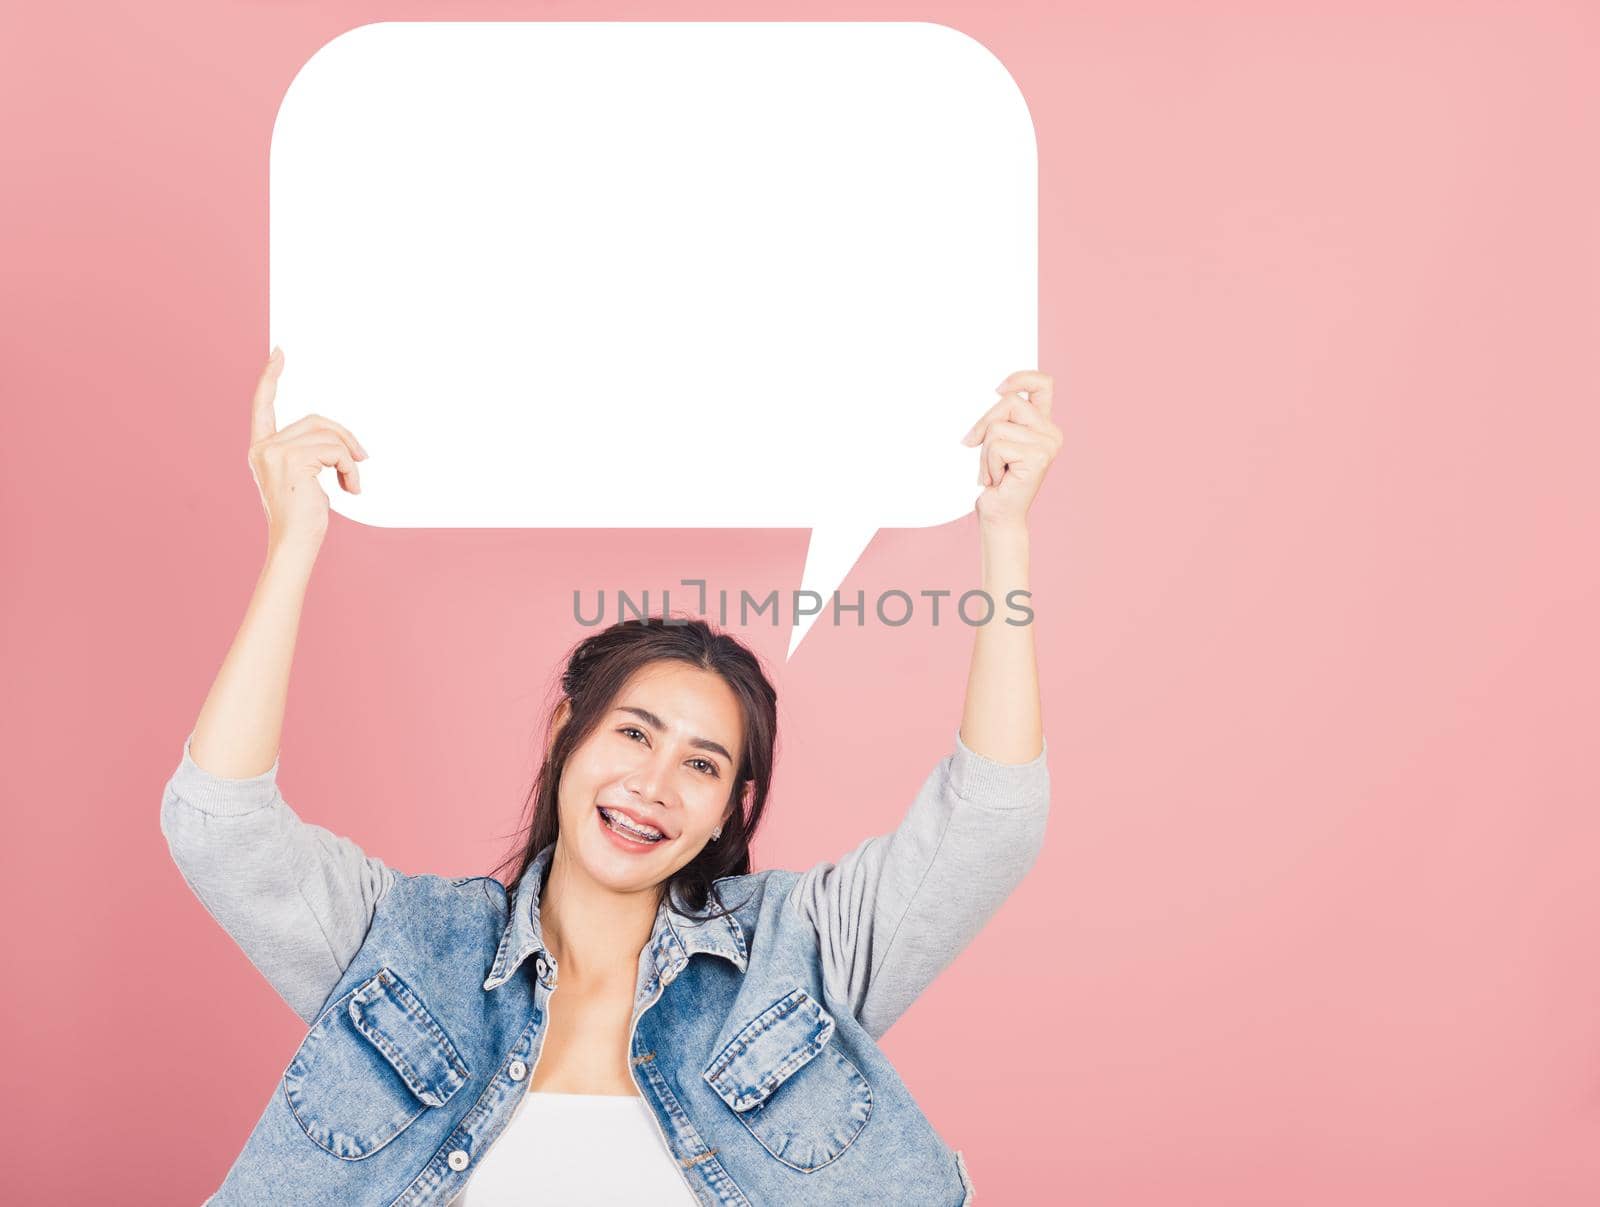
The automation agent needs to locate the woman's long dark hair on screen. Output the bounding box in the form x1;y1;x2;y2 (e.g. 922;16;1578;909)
493;614;779;922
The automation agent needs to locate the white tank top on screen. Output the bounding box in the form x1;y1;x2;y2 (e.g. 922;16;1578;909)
452;1090;702;1205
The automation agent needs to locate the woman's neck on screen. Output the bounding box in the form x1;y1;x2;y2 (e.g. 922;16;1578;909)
539;843;662;987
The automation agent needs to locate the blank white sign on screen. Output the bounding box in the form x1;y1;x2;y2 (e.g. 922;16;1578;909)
270;21;1037;656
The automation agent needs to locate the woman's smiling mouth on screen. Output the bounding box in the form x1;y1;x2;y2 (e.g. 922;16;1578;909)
596;805;666;846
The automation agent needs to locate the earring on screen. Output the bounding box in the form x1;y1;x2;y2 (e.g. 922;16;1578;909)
711;826;722;841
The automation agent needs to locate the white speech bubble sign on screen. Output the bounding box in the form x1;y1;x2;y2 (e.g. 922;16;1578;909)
270;21;1037;659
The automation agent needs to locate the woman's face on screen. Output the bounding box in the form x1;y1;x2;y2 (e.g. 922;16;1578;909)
555;659;747;896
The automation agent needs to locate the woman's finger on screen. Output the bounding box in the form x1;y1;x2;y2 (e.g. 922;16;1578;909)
250;348;284;446
286;434;363;493
962;396;1008;445
980;420;1052;449
993;370;1055;420
984;438;1040;490
273;413;369;463
1000;396;1061;442
976;420;1056;486
962;392;1058;446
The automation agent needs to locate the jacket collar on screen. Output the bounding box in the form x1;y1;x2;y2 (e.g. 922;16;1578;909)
482;841;748;992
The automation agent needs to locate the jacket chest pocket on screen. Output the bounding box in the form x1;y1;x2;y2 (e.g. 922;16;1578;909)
702;987;873;1173
283;967;470;1160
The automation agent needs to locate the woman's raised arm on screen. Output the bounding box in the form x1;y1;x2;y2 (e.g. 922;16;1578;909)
956;368;1057;764
791;370;1061;1039
160;349;388;1024
186;346;365;777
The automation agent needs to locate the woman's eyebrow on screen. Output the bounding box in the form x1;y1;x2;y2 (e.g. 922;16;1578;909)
616;705;733;765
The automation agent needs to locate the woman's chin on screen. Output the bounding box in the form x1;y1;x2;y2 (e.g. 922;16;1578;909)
578;814;674;887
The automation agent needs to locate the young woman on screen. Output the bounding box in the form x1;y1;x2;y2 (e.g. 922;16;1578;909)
162;349;1060;1206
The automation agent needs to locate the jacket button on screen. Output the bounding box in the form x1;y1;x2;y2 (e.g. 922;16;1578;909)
447;1150;470;1172
508;1060;527;1082
535;957;548;979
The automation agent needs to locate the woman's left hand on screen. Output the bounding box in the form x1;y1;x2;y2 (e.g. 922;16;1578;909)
962;369;1062;529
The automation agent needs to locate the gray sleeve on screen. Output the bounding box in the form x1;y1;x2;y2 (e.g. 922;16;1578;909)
159;731;395;1024
788;727;1050;1040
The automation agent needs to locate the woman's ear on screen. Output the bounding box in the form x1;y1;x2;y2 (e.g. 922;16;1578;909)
545;698;573;761
726;777;754;825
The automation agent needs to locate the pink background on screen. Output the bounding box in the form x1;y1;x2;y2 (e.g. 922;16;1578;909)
4;3;1599;1204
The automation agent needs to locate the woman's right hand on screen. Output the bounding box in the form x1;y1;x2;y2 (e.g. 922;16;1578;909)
248;347;369;554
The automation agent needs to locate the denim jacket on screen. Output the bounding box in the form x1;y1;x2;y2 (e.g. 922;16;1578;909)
161;727;1049;1205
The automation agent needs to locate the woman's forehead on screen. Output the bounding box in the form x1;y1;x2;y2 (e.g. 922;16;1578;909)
615;663;742;740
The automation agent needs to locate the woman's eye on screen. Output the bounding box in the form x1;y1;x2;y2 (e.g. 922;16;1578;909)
620;728;717;777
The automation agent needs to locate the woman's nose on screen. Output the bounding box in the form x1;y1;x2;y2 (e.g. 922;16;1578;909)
623;748;677;805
